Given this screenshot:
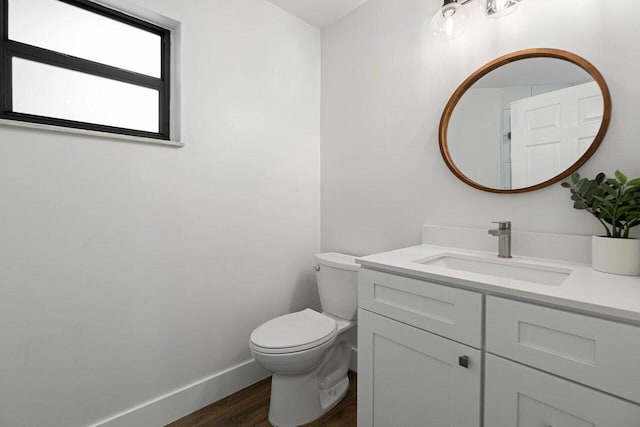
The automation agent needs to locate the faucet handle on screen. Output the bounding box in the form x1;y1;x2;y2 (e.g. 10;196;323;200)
492;221;511;230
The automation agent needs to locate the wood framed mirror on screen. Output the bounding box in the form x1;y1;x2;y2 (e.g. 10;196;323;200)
439;48;612;194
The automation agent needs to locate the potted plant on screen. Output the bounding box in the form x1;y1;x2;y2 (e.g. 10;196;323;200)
562;171;640;275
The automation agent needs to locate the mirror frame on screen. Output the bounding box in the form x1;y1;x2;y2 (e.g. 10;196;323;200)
439;48;612;194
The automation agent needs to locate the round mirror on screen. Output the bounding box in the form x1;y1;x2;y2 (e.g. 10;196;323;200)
439;48;612;193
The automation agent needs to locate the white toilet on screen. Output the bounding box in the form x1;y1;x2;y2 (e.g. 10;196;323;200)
249;252;359;427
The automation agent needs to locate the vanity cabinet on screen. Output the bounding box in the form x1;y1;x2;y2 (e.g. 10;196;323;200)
358;269;483;347
357;270;482;427
485;354;640;426
484;296;640;426
486;296;640;404
357;268;640;427
358;309;481;427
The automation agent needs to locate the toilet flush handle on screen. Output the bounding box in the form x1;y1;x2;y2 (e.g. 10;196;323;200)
313;265;320;271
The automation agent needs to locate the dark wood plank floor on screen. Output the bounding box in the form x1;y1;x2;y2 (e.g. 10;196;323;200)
167;371;357;427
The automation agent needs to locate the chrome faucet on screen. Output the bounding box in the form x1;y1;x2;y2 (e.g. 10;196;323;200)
488;221;512;258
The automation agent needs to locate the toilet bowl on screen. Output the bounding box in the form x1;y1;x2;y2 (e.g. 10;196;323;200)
249;253;359;427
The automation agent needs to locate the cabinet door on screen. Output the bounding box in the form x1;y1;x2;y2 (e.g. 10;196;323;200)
485;354;640;427
358;308;481;427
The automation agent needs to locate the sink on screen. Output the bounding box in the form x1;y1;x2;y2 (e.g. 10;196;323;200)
415;254;572;286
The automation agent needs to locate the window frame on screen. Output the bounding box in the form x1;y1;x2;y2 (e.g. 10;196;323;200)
0;0;171;140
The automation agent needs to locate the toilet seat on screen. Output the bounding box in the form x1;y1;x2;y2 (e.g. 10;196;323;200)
250;309;337;354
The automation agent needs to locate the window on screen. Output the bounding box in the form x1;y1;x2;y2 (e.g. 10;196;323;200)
0;0;171;140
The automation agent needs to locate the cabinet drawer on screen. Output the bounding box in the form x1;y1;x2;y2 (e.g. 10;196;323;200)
486;296;640;403
359;269;482;347
485;354;640;426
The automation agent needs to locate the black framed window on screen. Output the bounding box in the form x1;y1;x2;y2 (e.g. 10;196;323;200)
0;0;171;140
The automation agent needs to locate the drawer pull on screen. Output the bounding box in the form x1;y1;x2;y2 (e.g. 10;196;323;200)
458;355;470;368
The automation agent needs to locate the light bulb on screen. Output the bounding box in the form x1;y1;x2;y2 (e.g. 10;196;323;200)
430;1;469;42
479;0;522;18
494;0;509;13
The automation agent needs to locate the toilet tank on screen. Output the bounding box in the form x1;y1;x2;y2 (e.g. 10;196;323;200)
315;252;360;320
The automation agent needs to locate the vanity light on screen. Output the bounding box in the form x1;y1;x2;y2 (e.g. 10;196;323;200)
430;0;523;41
430;0;469;42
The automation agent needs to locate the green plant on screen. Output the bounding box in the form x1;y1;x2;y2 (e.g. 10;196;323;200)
562;171;640;238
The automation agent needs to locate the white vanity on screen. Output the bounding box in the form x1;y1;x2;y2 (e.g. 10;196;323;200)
356;226;640;427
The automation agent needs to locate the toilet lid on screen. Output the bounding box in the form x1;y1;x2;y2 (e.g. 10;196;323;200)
250;309;337;354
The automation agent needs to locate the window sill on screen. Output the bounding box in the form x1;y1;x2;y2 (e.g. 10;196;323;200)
0;119;184;147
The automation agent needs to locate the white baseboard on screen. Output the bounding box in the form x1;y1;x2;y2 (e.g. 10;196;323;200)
91;359;270;427
92;346;359;427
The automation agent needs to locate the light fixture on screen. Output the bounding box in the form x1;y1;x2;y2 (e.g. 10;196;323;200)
478;0;522;18
430;0;523;41
430;0;469;42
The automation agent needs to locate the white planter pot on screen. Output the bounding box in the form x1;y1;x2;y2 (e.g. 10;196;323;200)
592;236;640;276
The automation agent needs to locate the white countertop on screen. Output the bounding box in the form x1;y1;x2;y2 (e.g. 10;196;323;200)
356;244;640;324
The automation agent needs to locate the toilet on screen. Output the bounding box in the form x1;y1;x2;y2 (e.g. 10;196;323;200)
249;252;359;427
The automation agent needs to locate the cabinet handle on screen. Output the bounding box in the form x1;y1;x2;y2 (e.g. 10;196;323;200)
458;355;470;368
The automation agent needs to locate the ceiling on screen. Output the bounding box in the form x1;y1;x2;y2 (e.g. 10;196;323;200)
267;0;370;29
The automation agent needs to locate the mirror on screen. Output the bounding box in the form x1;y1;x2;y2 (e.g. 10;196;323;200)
439;48;612;193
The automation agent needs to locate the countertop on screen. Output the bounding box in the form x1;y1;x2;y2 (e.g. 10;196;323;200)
356;244;640;324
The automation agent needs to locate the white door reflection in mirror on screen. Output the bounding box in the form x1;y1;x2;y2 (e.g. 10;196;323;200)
511;82;603;188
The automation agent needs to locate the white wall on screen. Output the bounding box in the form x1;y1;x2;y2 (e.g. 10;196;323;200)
0;1;321;426
321;0;640;256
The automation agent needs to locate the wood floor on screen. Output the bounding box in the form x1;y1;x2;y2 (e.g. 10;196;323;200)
167;371;357;427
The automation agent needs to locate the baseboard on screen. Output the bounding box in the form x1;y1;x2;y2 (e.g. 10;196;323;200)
93;346;358;427
91;359;270;427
